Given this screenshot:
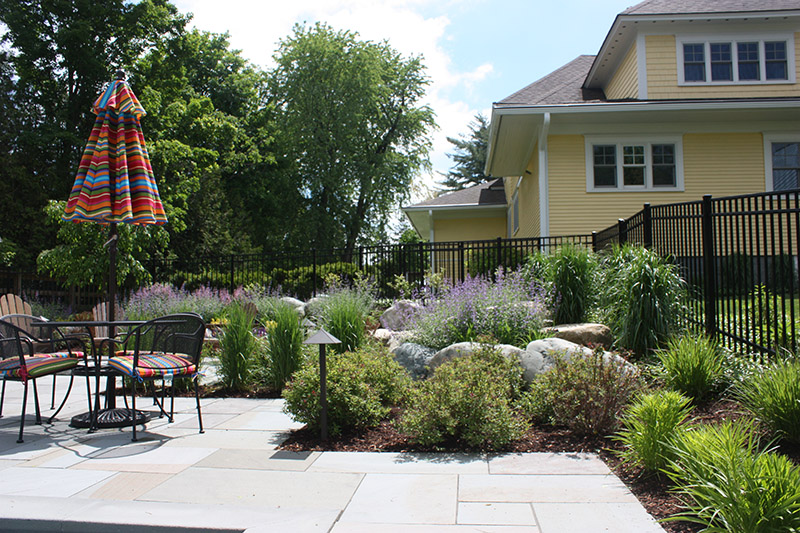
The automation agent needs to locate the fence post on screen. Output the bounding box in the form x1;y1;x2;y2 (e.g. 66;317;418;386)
496;237;502;274
458;242;465;283
591;231;598;253
312;248;317;298
358;246;363;271
229;255;235;294
701;194;717;338
643;203;652;248
618;218;628;245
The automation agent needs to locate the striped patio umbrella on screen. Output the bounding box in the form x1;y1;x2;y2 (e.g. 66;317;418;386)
63;71;166;322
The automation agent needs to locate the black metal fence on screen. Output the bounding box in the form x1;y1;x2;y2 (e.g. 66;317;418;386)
595;190;800;358
4;189;799;358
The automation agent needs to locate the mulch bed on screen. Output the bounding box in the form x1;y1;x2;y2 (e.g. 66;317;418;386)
279;398;800;533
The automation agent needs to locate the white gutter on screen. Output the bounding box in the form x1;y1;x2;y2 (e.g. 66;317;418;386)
492;98;800;115
538;113;550;238
402;204;507;212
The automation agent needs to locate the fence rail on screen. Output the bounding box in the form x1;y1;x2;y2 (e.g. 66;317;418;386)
4;189;799;358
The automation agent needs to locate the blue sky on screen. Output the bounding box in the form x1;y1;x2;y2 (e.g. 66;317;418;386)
173;0;637;196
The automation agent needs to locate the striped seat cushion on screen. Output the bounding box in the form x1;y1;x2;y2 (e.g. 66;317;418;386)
47;351;85;359
108;351;196;380
0;355;80;381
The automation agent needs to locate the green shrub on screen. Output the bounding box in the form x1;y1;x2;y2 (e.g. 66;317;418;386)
736;359;800;444
598;245;686;357
665;420;800;532
399;345;528;449
218;301;256;391
524;348;642;436
465;246;529;277
657;335;725;403
282;343;410;436
547;244;597;325
265;301;305;391
614;390;693;472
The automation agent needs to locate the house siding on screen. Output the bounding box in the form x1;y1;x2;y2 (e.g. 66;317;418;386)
606;44;638;100
516;149;541;238
646;33;800;99
546;133;766;236
434;217;506;242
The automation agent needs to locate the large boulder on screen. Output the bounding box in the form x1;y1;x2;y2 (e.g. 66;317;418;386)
280;296;306;317
379;299;422;331
520;337;632;384
429;342;524;371
391;342;436;380
545;323;614;350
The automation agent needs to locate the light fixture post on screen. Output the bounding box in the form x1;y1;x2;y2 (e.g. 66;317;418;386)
303;328;341;441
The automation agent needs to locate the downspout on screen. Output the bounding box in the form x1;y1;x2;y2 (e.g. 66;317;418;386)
428;209;434;243
538;113;551;237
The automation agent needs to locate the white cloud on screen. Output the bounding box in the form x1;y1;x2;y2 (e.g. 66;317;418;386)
174;0;490;194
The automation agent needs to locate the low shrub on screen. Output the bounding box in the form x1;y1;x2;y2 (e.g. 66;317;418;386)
217;301;256;391
398;345;528;449
736;359;800;444
123;283;233;321
614;390;693;472
282;343;410;436
524;348;642;436
408;269;549;350
264;300;305;392
657;335;725;403
665;420;800;532
598;245;686;357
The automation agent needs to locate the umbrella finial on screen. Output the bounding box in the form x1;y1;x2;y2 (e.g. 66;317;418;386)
116;69;126;81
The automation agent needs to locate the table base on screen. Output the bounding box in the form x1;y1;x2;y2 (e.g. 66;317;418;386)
70;408;151;429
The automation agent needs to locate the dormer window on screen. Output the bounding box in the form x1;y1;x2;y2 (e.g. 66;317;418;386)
678;35;794;85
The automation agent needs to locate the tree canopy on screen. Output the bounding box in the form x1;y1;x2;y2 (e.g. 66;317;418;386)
438;113;490;192
0;3;436;289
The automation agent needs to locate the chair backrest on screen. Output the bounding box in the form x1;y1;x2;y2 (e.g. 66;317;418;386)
126;313;206;365
92;302;110;338
0;294;32;321
0;319;29;360
0;313;44;336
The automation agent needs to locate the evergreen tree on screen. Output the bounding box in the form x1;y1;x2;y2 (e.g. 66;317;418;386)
439;113;490;191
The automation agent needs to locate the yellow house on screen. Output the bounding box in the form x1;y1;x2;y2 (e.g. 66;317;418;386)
408;0;800;242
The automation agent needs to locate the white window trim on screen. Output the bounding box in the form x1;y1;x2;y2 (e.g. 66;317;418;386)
764;133;800;191
585;135;684;193
676;33;796;86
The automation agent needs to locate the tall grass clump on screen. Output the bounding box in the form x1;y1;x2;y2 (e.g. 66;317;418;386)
399;344;528;449
546;244;598;324
218;301;256;391
736;359;800;444
265;301;305;391
523;348;642;436
665;420;800;532
310;274;375;353
657;335;725;403
614;390;693;472
409;268;549;350
598;245;686;357
283;343;410;436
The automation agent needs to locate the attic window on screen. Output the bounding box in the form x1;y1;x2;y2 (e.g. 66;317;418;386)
678;35;794;85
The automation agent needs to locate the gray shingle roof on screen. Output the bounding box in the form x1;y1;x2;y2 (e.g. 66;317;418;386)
407;178;506;208
623;0;800;15
496;56;606;106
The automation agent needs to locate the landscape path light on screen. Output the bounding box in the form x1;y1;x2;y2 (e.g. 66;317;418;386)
303;328;340;441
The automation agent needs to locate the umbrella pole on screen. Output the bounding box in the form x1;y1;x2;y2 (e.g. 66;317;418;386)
107;223;117;328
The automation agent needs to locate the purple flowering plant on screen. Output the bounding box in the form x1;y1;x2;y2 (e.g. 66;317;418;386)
408;267;550;350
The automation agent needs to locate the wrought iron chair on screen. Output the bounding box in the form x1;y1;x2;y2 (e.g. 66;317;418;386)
106;313;206;441
0;319;88;443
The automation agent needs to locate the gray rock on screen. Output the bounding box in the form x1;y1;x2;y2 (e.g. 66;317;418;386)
521;337;632;384
302;295;328;318
372;328;394;344
379;299;422;331
429;342;524;371
546;323;613;349
280;296;306;317
391;342;436;380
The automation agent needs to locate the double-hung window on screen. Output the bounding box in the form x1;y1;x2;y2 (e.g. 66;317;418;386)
765;136;800;191
678;35;794;85
586;137;683;192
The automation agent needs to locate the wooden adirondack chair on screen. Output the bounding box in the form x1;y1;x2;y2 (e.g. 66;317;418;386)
0;294;33;329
